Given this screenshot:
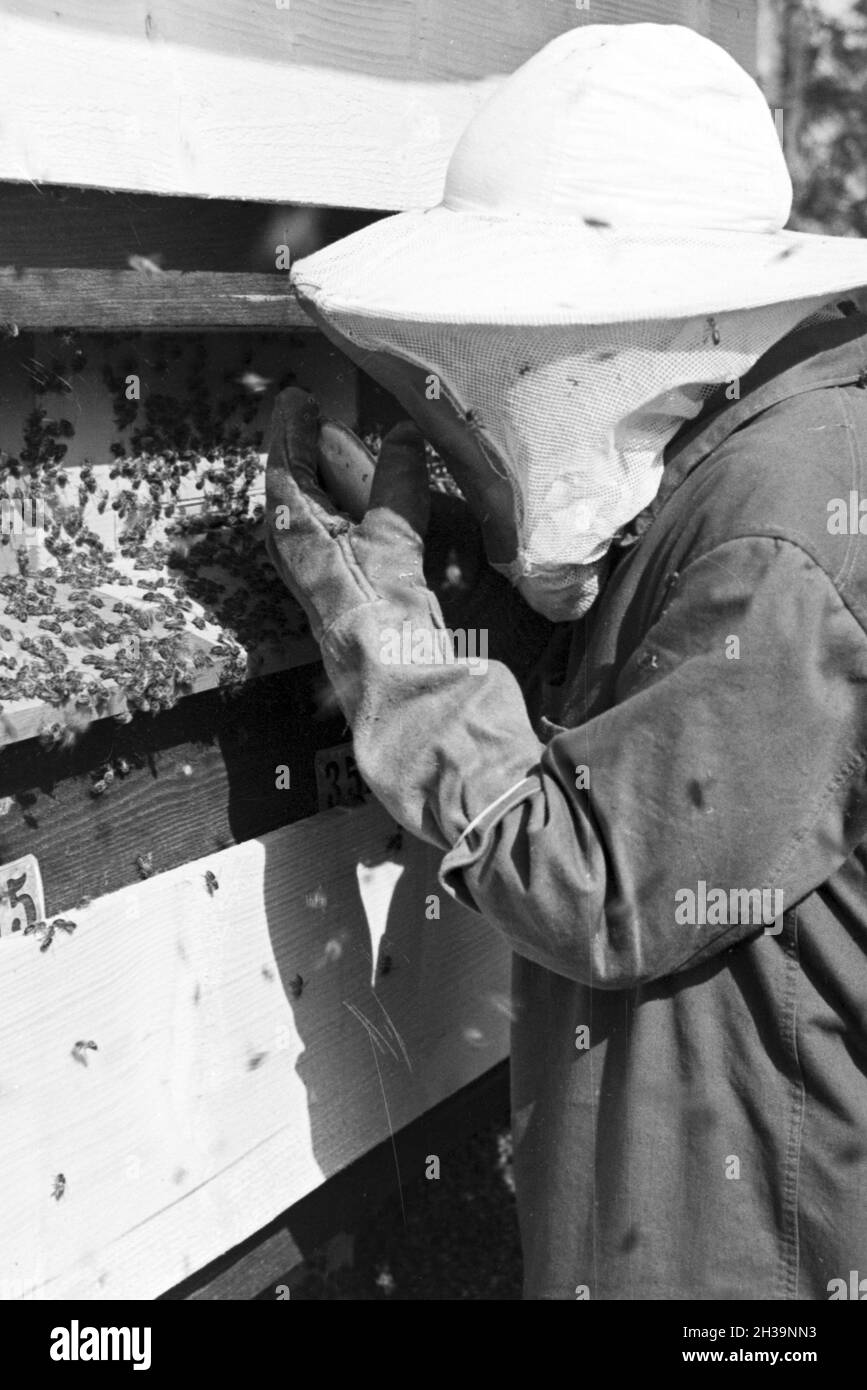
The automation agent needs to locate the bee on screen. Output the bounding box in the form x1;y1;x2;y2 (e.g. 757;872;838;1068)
204;870;219;896
707;316;721;346
127;252;164;275
237;371;272;396
379;952;393;977
289;973;304;999
54;919;77;935
90;779;108;798
135;852;154;879
51;1173;66;1201
72;1039;98;1065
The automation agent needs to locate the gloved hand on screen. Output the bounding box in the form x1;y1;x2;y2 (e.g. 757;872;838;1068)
265;387;439;658
265;387;548;851
266;389;554;689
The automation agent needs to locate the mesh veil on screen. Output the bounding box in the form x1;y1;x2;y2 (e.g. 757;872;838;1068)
313;291;841;616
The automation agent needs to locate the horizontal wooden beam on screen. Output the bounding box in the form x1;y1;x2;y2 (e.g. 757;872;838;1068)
0;667;351;918
0;185;380;274
0;269;312;331
0;799;511;1299
0;1;757;209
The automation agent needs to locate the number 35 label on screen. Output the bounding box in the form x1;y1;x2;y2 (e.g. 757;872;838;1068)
0;855;46;939
314;744;372;813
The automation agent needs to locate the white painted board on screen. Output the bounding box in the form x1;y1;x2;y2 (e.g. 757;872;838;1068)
0;1;757;208
0;800;511;1299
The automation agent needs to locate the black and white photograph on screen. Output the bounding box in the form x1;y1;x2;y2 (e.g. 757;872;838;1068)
1;0;867;1355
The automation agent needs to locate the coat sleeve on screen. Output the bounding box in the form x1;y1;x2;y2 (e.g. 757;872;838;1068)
341;532;867;988
434;534;867;985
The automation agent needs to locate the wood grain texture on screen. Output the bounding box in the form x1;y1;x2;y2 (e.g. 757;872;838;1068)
0;798;511;1299
0;270;311;331
0;0;757;208
0;666;350;917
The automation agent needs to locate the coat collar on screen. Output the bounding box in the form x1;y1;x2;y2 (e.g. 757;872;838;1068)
651;310;867;517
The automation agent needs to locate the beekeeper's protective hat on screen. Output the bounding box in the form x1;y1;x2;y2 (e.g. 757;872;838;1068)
291;22;867;326
290;23;867;621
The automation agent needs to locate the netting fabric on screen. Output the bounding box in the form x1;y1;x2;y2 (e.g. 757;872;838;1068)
315;293;839;618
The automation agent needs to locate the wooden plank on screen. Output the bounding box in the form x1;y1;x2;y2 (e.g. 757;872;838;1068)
0;185;380;273
0;666;354;918
0;799;511;1300
0;270;310;331
164;1059;510;1300
0;1;757;208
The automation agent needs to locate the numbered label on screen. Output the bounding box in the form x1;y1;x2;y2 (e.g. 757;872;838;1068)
0;855;46;939
314;744;372;812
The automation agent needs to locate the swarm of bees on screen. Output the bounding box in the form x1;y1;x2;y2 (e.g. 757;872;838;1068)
0;332;310;738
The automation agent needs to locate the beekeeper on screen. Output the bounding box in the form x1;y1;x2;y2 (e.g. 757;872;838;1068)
266;24;867;1300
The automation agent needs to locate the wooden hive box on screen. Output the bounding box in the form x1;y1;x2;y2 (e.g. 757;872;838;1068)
0;0;756;1300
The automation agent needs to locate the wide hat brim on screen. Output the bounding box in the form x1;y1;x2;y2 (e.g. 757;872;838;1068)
291;204;867;327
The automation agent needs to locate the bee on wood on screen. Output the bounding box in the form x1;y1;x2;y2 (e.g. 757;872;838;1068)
204;870;219;896
135;852;154;879
289;974;304;999
51;1173;66;1201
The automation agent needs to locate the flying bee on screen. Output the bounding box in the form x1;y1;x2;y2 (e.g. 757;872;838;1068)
51;1173;66;1201
127;252;164;275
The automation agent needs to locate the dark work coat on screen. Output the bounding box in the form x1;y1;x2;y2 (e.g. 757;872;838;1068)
430;312;867;1300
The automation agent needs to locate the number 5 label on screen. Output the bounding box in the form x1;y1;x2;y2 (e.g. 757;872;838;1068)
0;855;46;939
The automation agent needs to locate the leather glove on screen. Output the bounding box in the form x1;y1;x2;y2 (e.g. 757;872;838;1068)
265;387;547;851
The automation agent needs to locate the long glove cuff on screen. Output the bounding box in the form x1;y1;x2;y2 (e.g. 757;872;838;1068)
320;598;545;854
